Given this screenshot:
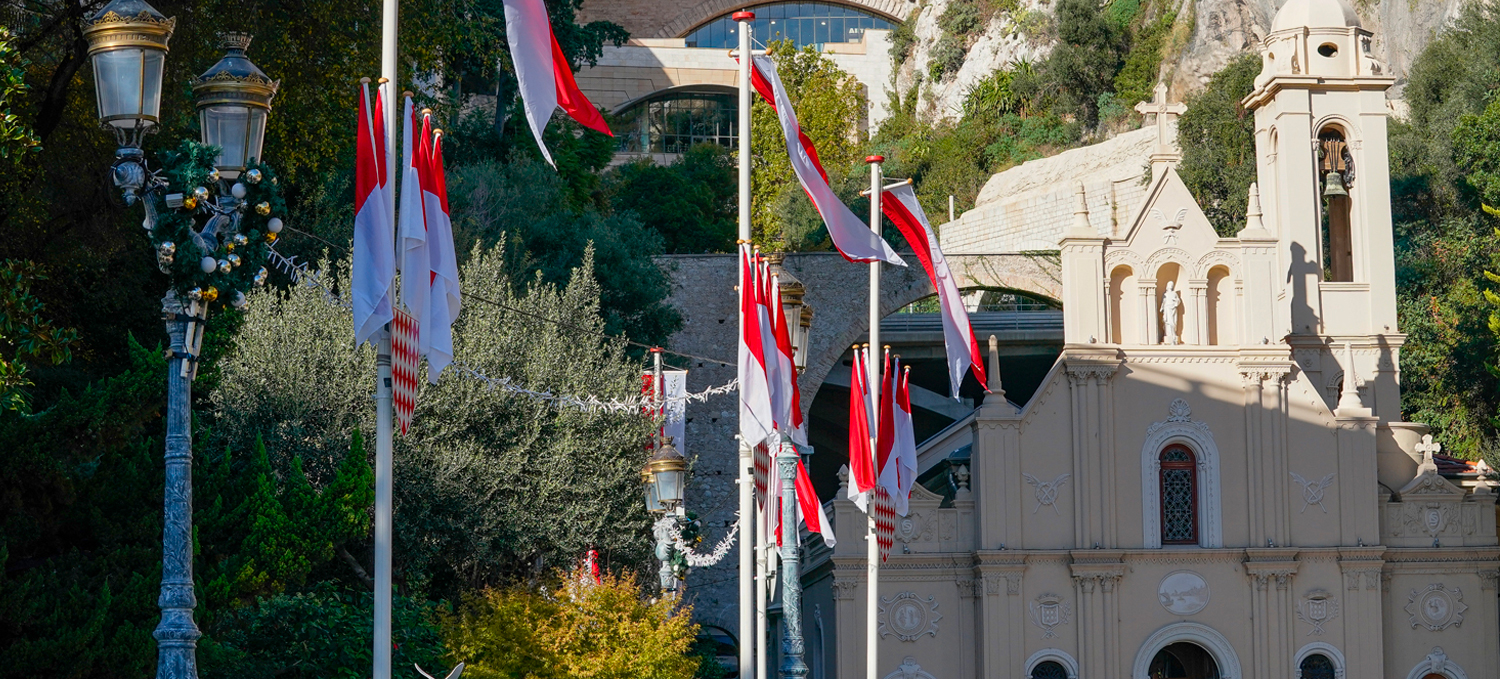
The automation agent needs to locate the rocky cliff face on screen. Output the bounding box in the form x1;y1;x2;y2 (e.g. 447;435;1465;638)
897;0;1469;121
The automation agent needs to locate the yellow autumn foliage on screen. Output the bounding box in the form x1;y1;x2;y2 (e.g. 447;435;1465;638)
444;570;701;679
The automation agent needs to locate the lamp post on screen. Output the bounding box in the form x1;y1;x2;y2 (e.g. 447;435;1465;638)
85;3;279;676
645;436;688;592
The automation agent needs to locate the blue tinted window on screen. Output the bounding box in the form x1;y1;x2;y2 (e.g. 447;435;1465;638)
683;1;895;49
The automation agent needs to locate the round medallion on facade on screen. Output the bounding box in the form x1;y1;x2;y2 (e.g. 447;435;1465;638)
1158;570;1210;615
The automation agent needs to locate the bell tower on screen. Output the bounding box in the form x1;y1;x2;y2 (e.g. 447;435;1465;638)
1241;0;1400;419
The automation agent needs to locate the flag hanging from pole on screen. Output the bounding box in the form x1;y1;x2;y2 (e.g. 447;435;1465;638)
352;80;395;347
881;183;985;396
420;127;461;383
502;0;612;167
745;55;904;266
398;96;430;326
391;307;420;435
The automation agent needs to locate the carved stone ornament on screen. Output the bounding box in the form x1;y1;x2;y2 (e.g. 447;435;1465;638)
879;591;941;642
1023;473;1070;514
1297;589;1340;636
883;657;937;679
1405;584;1468;631
1028;592;1073;639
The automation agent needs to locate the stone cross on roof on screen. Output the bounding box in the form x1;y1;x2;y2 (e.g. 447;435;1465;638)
1415;434;1441;474
1136;82;1186;178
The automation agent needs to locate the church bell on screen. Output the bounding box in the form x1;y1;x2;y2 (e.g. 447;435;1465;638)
1322;170;1348;199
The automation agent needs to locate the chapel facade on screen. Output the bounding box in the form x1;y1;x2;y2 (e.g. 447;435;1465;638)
797;1;1500;677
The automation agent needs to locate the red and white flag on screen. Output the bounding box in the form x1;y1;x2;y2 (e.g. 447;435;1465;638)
881;183;985;396
890;365;919;516
353;81;395;347
738;244;775;448
391;307;420;435
398;96;430;327
501;0;612;167
846;346;876;511
770;273;806;445
747;55;904;266
420;126;461;383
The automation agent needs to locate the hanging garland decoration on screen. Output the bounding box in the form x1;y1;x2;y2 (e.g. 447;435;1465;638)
145;139;286;307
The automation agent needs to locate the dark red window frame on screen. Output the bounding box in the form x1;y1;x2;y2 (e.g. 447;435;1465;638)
1159;444;1199;545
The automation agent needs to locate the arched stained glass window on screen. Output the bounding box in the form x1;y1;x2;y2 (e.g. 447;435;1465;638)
1031;661;1068;679
683;2;896;50
1298;653;1336;679
1160;445;1198;544
615;89;737;154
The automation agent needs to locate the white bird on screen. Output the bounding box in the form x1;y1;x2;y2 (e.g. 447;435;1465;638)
1150;207;1188;245
415;662;465;679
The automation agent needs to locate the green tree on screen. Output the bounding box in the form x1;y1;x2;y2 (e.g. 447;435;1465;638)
210;245;658;599
444;570;700;679
1174;54;1260;236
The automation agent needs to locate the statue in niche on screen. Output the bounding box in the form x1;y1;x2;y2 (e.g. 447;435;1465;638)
1160;281;1182;345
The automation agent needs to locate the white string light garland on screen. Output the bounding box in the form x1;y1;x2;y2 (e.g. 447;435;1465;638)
265;245;738;411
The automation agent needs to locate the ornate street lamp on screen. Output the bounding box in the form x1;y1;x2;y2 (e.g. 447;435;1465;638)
192;33;278;179
86;4;282;676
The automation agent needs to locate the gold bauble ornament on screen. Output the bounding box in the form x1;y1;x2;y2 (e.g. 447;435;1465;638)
255;202;271;216
245;169;263;184
182;196;198;210
202;287;219;302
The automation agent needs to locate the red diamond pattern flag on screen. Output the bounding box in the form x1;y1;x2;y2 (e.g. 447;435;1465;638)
873;485;896;562
392;307;420;435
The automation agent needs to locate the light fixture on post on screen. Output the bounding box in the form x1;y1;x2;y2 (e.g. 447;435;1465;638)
192;33;278;180
83;0;175;201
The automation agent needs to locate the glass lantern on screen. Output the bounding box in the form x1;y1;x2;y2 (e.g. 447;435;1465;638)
192;33;279;179
646;437;688;511
83;0;176;145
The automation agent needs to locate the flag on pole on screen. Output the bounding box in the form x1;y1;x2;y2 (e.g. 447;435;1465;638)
795;459;835;547
501;0;612;167
890;365;919;516
846;346;876;511
881;183;985;396
746;55;904;266
420;127;461;383
770;273;806;445
738;244;775;448
353;80;395;347
398;96;430;326
391;307;420;435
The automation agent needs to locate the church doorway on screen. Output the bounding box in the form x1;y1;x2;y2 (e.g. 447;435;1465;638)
1148;642;1221;679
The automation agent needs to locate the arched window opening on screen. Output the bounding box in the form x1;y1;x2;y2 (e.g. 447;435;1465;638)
1160;445;1199;545
1149;642;1221;679
616;89;737;155
1109;265;1136;344
684;2;896;50
1205;266;1233;345
1031;661;1069;679
1299;654;1336;679
1318;127;1354;282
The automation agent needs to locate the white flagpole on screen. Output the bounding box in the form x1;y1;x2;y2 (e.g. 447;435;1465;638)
375;0;398;677
865;154;883;679
735;11;756;679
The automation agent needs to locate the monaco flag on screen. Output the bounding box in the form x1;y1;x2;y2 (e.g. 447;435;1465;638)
502;0;612;167
353;81;395;347
738;245;775;448
747;55;904;266
398;96;429;328
421;126;462;383
846;345;876;512
881;183;985;397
